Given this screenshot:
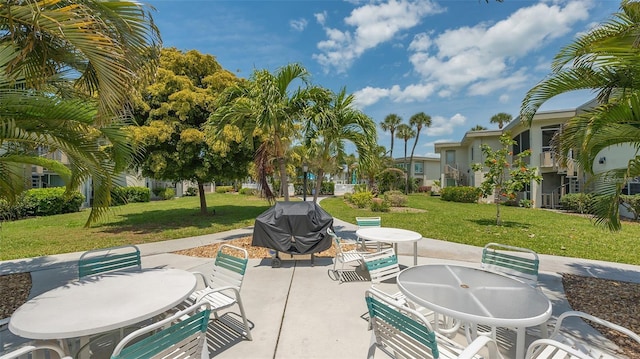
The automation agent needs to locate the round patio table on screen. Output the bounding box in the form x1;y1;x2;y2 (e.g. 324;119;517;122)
397;264;552;359
355;227;422;265
9;268;196;340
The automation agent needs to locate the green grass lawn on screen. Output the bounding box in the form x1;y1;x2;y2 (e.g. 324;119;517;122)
0;193;271;260
320;195;640;265
2;192;639;265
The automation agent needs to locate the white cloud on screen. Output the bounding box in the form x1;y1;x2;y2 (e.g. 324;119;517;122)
353;86;392;108
408;0;592;92
290;18;308;32
313;0;444;73
425;113;466;136
499;94;509;104
353;83;436;108
314;11;327;26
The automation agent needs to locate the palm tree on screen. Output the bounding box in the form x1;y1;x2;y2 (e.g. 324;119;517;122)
380;114;402;158
0;0;161;225
408;112;432;192
489;113;512;129
470;125;488;131
395;124;416;194
520;0;640;230
305;87;377;202
211;63;314;201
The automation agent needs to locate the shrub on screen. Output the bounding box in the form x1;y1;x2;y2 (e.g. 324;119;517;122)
350;191;373;208
112;187;150;205
519;199;534;208
320;181;334;195
417;186;432;193
440;186;481;203
343;192;353;202
370;198;390;212
185;187;198;196
621;194;640;220
215;186;234;194
383;190;408;207
163;188;175;200
23;187;84;216
354;184;368;193
0;195;37;221
559;193;593;214
239;187;257;196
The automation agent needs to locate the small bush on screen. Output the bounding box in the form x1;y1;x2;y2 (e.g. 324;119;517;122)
343;192;353;202
559;193;593;214
440;186;481;203
621;194;640;220
417;186;432;193
320;181;334;195
350;191;373;208
383;190;408;207
215;186;234;194
22;187;84;216
519;199;533;208
185;187;198;196
163;188;175;200
370;198;390;212
112;187;150;205
239;187;257;196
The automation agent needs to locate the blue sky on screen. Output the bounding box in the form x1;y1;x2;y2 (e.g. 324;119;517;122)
147;0;620;158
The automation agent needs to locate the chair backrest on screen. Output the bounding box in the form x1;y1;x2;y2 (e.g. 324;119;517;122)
111;302;211;359
78;245;141;278
362;248;399;284
0;343;71;359
327;228;345;255
356;216;381;229
365;288;439;358
481;242;539;287
208;244;248;290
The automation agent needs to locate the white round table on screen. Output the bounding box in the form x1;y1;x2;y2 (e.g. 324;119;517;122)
355;227;422;265
9;268;196;340
397;264;552;359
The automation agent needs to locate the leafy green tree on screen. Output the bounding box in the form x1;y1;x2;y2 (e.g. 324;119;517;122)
380;114;402;158
131;48;253;214
304;87;377;202
472;133;541;225
0;0;160;225
489;112;512;129
470;125;488;131
395;124;416;194
520;0;640;230
211;63;316;201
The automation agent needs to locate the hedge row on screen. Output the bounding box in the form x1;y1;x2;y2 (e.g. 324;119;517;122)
0;187;84;220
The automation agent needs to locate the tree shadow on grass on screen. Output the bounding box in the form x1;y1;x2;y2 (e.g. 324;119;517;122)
467;218;531;229
97;204;270;235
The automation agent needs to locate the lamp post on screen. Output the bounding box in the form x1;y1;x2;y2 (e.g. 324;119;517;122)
303;164;308;201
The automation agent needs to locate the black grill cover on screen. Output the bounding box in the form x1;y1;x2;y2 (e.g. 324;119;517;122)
252;201;333;255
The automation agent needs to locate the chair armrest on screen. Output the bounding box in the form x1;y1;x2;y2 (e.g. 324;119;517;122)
526;338;592;359
552;311;640;344
457;335;501;359
0;343;73;359
191;271;209;288
195;285;241;302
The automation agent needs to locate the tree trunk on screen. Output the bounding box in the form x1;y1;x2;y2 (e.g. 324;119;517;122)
198;182;208;215
278;156;289;201
495;189;502;225
313;168;324;203
404;140;409;195
409;131;420;195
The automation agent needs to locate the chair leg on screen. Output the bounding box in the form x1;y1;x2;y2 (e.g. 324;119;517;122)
367;332;377;359
235;296;253;341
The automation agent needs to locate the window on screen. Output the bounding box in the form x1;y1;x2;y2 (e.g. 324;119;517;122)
512;130;530;155
414;162;423;174
445;150;456;166
541;125;560;152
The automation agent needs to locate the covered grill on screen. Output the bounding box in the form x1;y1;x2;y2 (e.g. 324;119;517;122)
252;201;333;267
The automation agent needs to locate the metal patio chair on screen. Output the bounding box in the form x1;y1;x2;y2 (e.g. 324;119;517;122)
327;228;368;283
78;245;141;278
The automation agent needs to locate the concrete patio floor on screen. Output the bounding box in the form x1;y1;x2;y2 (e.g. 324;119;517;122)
2;217;640;358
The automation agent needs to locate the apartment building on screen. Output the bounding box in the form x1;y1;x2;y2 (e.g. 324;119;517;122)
393;156;441;188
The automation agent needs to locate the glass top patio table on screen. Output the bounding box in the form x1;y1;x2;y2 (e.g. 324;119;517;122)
9;268;196;340
397;264;552;359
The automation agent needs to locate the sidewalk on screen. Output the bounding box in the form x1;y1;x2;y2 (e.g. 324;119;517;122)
2;218;640;358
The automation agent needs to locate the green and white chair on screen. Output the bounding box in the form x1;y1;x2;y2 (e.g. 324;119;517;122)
187;244;252;340
78;245;141;278
365;288;500;359
356;216;390;251
111;302;210;359
327;228;368;283
362;248;400;284
525;311;640;359
481;242;539;287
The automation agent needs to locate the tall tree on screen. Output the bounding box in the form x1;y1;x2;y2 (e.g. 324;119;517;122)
489;112;512;129
131;48;253;215
380;114;402;159
305;87;377;202
408;112;432;193
395;124;416;194
520;0;640;230
0;0;161;225
470;125;488;131
211;63;315;201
